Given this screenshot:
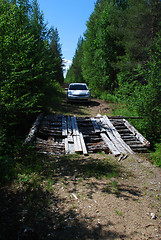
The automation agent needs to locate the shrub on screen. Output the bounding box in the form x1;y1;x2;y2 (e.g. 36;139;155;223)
150;143;161;167
100;91;118;103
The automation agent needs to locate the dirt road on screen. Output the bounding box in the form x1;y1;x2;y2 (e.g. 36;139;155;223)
53;97;113;117
0;99;161;240
51;99;161;239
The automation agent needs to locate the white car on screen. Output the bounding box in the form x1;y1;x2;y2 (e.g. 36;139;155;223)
66;83;91;102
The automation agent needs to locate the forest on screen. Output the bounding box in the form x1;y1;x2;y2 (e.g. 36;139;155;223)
66;0;161;166
0;0;161;168
0;1;160;238
0;0;64;156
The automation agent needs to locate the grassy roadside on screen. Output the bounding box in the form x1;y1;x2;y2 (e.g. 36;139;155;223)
0;150;125;239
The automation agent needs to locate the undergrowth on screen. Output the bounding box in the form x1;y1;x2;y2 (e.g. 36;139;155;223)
100;91;118;103
150;143;161;167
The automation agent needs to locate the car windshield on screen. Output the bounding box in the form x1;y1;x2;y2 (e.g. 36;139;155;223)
69;84;88;90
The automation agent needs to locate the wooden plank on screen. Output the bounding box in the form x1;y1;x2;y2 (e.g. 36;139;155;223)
69;143;75;154
71;116;77;136
73;135;82;153
72;115;79;136
102;115;134;154
94;118;106;133
64;138;69;154
68;135;74;143
25;113;44;144
67;141;75;154
62;115;67;137
109;116;143;120
100;117;127;154
100;133;120;156
91;118;100;133
129;144;148;148
79;132;88;155
123;118;150;147
67;116;72;135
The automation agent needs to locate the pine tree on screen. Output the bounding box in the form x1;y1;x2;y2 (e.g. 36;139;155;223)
48;27;64;83
0;0;64;154
66;37;84;83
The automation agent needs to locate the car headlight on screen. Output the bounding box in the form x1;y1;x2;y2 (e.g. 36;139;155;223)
86;91;90;97
68;91;73;96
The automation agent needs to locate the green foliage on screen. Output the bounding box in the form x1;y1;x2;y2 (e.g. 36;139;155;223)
65;0;161;152
100;91;118;103
150;143;161;167
0;0;64;155
82;0;123;93
65;36;84;83
124;34;161;144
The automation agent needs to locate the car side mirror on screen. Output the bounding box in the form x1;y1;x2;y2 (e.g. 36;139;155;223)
65;88;68;91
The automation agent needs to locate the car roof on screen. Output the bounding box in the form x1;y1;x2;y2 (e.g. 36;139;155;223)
69;83;87;85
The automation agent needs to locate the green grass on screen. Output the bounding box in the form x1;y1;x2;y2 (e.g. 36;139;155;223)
105;180;119;194
111;102;139;117
115;209;123;216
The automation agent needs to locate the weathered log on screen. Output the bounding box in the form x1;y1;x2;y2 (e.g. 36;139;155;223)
123;119;150;147
36;138;64;147
114;125;127;129
83;137;101;143
121;135;136;140
126;141;141;145
91;117;101;133
131;147;148;152
102;115;134;154
87;142;109;152
100;133;120;157
62;115;67;137
100;117;127;154
72;115;80;136
79;132;88;155
73;135;82;153
109;116;143;120
67;116;73;135
65;138;69;154
24;113;44;144
116;129;132;134
27;114;150;156
129;144;148;148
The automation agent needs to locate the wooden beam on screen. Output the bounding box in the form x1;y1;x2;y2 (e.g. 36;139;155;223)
62;115;67;137
102;115;134;154
79;132;88;155
109;116;143;119
100;133;120;157
94;118;106;133
25;113;43;144
73;135;82;153
123;119;150;147
100;117;127;154
91;117;100;133
72;115;79;136
67;116;72;135
64;138;69;154
71;116;77;136
67;137;75;154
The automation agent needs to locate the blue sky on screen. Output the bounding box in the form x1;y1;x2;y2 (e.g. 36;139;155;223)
38;0;96;62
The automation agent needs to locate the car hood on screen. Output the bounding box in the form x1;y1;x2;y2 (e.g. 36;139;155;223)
68;90;90;96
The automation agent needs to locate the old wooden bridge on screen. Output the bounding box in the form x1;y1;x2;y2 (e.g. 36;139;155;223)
25;114;150;157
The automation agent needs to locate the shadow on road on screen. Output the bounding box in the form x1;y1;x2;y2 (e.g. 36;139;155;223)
0;153;141;240
52;96;101;117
